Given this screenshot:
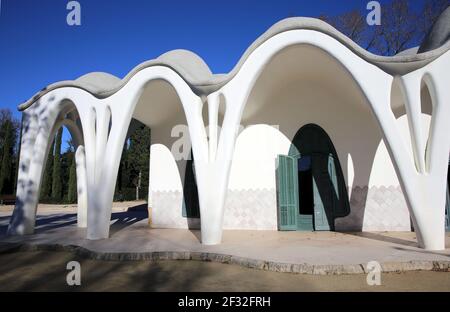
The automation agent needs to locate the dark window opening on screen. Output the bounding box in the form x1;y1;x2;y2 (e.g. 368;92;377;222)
182;152;200;218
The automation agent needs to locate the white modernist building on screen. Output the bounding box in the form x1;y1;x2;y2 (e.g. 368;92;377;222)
8;13;450;250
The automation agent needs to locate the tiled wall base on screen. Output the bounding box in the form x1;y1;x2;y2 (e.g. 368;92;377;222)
151;191;200;229
336;185;411;231
223;189;278;230
362;185;410;231
151;186;411;232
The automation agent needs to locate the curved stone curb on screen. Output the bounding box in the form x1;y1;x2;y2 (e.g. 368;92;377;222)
5;243;450;275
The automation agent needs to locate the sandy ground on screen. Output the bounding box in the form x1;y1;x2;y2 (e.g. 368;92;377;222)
0;250;448;292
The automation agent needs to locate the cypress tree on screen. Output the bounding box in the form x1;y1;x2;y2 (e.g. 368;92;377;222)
115;143;128;201
67;153;77;203
113;123;151;201
51;128;63;201
13;116;22;195
40;139;54;200
127;125;150;200
0;120;14;194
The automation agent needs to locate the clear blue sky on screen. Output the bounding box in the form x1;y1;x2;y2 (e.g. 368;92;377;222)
0;0;427;120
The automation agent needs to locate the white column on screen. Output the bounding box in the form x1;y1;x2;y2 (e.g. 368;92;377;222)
86;105;116;240
368;69;450;250
75;146;88;228
8;106;59;235
8;112;39;235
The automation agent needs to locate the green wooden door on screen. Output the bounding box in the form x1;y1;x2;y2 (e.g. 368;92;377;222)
276;155;299;231
312;154;333;231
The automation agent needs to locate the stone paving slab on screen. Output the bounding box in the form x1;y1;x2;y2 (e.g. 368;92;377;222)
0;215;449;275
0;242;448;275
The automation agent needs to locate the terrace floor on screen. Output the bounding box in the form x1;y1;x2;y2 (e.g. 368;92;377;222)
0;202;449;273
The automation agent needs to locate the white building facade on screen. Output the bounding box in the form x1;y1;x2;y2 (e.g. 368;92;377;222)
8;15;450;250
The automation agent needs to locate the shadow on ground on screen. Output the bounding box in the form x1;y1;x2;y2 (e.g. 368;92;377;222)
0;249;449;291
346;232;419;248
0;203;149;237
109;204;148;235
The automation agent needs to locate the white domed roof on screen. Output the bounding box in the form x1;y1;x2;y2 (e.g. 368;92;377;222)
75;72;122;94
157;49;213;81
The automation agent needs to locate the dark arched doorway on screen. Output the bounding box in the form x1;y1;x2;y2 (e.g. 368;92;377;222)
276;124;350;231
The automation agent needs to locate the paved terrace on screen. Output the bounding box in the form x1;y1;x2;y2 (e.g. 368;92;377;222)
0;203;449;274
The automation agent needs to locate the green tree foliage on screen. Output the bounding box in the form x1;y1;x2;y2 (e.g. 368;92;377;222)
67;152;77;203
51;128;63;200
40;132;78;204
115;122;151;201
0;109;19;195
40;139;54;200
0;120;14;194
128;125;151;199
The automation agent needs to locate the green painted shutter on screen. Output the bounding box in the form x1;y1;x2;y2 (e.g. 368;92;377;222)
277;155;298;231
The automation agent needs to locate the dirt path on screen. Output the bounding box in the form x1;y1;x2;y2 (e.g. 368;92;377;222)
0;250;448;292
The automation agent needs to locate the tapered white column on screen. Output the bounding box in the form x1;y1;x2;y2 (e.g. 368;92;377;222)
75;146;88;228
8;112;40;235
8;105;60;235
86;105;116;240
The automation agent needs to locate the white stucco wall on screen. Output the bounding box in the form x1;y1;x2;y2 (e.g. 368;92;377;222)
221;45;420;232
137;80;201;230
368;115;431;188
224;116;420;232
147;44;434;233
360;115;431;231
223;125;291;230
